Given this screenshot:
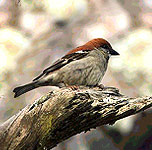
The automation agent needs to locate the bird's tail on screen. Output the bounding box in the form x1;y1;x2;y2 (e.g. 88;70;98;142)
13;81;40;98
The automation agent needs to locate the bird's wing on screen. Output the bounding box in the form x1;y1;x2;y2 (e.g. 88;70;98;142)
33;50;90;81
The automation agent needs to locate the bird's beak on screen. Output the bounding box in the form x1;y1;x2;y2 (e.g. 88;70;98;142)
110;49;119;55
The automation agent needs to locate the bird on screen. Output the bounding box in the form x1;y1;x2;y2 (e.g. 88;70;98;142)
13;38;119;98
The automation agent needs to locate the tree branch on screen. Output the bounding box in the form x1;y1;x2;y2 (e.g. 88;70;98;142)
0;86;152;150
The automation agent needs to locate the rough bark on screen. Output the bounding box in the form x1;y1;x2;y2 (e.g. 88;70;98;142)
0;86;152;150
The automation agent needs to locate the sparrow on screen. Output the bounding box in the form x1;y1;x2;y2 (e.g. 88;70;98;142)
13;38;119;98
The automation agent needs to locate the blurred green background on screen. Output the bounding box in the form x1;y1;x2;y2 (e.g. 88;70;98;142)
0;0;152;149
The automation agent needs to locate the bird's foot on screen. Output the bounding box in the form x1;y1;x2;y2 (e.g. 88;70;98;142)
68;85;79;90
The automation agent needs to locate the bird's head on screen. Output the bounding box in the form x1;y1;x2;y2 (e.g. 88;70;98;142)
85;38;119;56
67;38;119;57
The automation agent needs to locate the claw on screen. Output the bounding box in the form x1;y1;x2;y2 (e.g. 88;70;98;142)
68;85;79;90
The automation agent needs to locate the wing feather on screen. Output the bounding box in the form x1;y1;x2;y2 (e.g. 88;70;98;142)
33;50;89;81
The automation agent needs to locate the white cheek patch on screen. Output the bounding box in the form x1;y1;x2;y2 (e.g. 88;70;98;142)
76;51;86;53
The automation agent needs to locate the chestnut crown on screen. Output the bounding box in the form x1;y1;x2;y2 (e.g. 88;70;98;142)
85;38;119;55
68;38;119;55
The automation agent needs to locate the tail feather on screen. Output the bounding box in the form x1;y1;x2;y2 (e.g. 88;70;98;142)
13;81;39;98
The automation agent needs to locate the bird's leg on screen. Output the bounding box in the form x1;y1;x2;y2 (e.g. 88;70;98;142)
58;81;80;90
63;83;80;90
68;85;80;90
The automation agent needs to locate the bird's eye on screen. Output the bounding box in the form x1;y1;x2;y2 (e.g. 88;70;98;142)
102;44;108;49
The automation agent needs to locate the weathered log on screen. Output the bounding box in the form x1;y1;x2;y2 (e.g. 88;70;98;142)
0;86;152;150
